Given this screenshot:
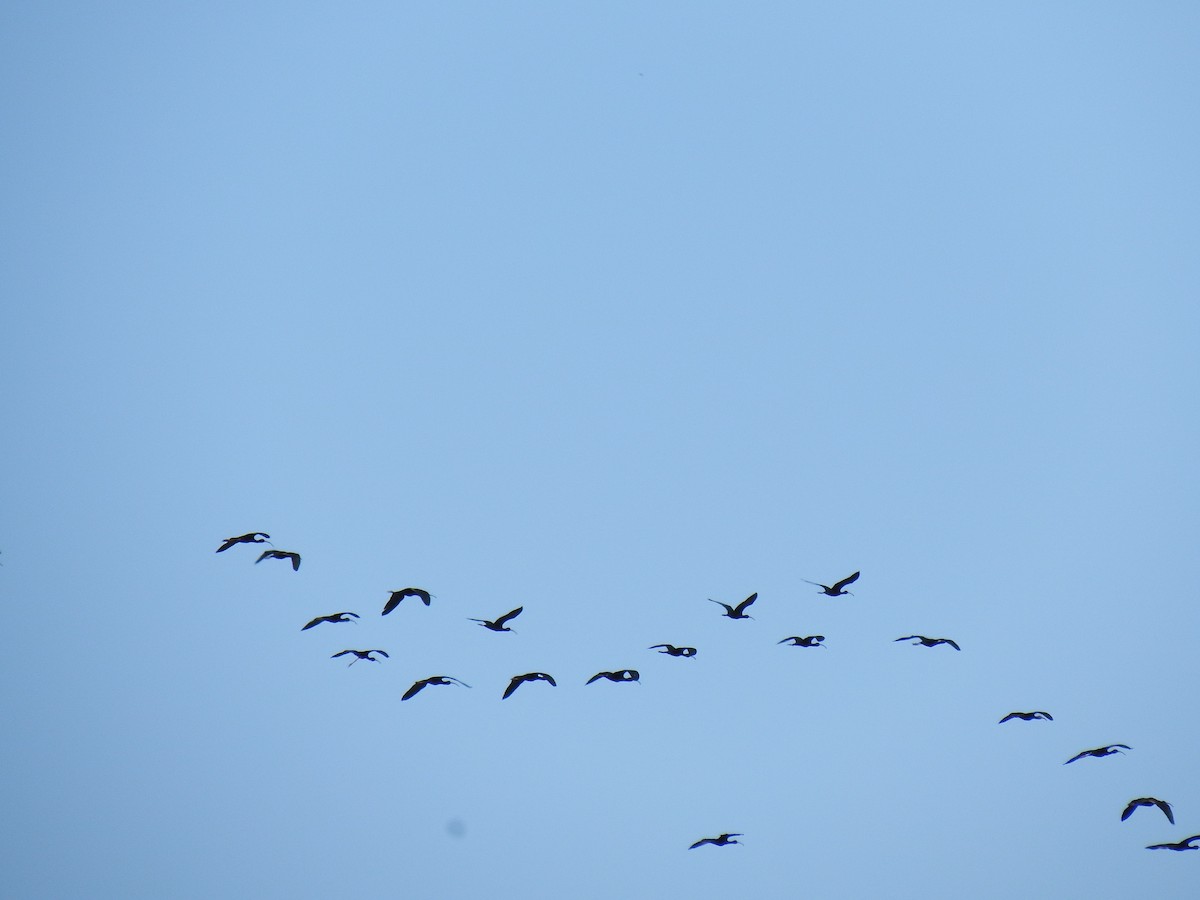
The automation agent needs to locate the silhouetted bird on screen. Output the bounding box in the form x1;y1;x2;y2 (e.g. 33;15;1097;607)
469;606;523;632
502;672;556;699
1123;798;1175;825
301;612;359;630
330;649;388;666
1064;744;1131;765
382;588;433;615
586;669;640;684
895;635;961;650
689;834;742;849
401;675;470;701
803;571;859;596
778;635;825;648
649;644;698;658
1146;835;1200;851
999;711;1053;723
216;532;270;553
709;593;757;619
256;549;301;570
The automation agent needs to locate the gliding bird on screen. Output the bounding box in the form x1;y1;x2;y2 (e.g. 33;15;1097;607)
401;676;471;701
649;644;697;658
331;649;389;666
803;571;859;596
301;612;359;630
1123;798;1175;824
502;672;556;699
895;635;961;650
1146;835;1200;851
586;669;640;684
382;588;433;615
709;593;757;619
256;549;300;570
689;834;742;849
1064;744;1130;765
999;711;1053;723
216;532;270;553
778;635;825;648
469;606;523;632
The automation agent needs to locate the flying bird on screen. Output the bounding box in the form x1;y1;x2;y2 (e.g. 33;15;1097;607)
999;711;1053;723
1146;835;1200;851
469;606;523;632
689;833;742;849
895;635;961;650
331;649;389;666
803;571;859;596
649;644;698;658
256;549;300;570
1123;798;1175;825
401;675;471;701
301;612;359;630
382;588;433;615
215;532;270;553
1064;744;1131;765
586;669;640;684
778;635;826;648
502;672;556;699
709;593;757;619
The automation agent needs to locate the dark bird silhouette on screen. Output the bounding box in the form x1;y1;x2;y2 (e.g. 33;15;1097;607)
301;612;359;630
331;649;389;666
382;588;433;615
1123;798;1175;825
689;833;742;849
803;571;859;596
502;672;556;699
709;593;757;619
1064;744;1131;765
1146;835;1200;851
469;606;523;632
778;635;826;648
894;635;961;651
999;711;1053;723
649;644;698;658
586;669;640;684
401;675;470;701
216;532;270;553
256;549;300;570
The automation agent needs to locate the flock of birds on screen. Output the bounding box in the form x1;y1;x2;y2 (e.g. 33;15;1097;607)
218;531;1194;853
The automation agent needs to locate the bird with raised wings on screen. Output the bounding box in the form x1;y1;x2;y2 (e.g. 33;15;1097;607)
1146;835;1200;851
1063;744;1130;765
502;672;556;699
999;711;1053;723
401;676;471;701
469;606;523;632
778;635;826;648
689;833;742;849
709;593;757;620
301;612;359;630
649;644;697;658
586;669;640;685
382;588;433;615
215;532;270;553
330;649;389;666
895;635;961;651
803;571;859;596
1123;798;1174;824
256;549;301;570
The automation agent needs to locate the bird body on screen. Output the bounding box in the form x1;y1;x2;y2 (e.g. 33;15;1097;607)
331;649;389;666
402;676;470;701
999;711;1053;723
709;593;757;619
649;644;697;658
1146;835;1200;851
778;635;825;648
1064;744;1131;765
216;532;270;553
469;606;523;632
689;833;742;849
803;571;859;596
502;672;556;699
301;612;359;630
256;549;301;570
895;635;961;651
382;588;432;615
586;669;640;684
1123;798;1174;824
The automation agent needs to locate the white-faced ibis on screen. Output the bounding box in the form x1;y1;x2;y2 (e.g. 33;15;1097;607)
216;532;270;553
1123;798;1174;824
1146;835;1200;851
778;635;825;648
689;833;742;849
709;593;757;619
256;549;300;570
803;571;859;596
895;635;960;651
331;649;389;666
401;675;470;701
649;644;698;658
586;669;640;684
301;612;359;630
502;672;556;699
1064;744;1130;765
469;607;522;632
999;711;1053;723
382;588;433;615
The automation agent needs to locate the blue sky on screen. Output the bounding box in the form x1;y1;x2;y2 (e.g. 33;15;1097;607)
3;3;1198;897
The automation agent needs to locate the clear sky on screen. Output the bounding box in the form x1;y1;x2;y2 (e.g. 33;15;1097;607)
3;3;1198;898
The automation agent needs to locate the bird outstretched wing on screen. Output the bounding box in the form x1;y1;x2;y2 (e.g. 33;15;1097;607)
502;676;524;700
943;639;961;651
733;593;758;615
831;571;860;592
301;616;328;631
331;650;353;658
495;606;523;626
402;680;428;701
1157;800;1175;824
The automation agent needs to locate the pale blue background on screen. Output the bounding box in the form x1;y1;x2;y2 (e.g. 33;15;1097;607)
2;3;1198;898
